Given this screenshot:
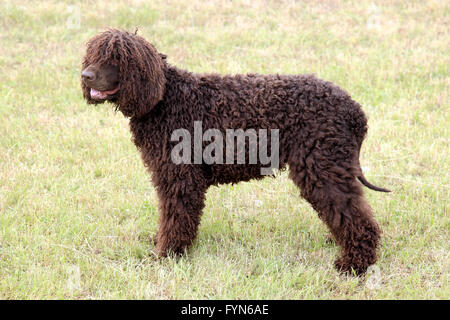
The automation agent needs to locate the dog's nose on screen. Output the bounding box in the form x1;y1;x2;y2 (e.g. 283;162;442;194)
81;69;96;81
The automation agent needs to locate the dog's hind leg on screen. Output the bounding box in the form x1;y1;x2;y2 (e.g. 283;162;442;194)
288;146;381;275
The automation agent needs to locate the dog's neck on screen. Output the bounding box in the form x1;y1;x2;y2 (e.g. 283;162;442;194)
150;63;197;109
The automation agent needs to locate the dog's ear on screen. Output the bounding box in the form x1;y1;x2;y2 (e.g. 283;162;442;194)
117;34;166;118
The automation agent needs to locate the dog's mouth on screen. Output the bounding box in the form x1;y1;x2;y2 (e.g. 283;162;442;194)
90;86;119;100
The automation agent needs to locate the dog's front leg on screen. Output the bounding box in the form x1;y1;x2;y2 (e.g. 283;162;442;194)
152;169;208;257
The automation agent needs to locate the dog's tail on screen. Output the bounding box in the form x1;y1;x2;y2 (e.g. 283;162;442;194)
357;174;391;192
346;99;391;193
356;141;391;193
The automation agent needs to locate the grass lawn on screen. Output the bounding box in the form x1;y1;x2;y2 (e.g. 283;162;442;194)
0;0;448;299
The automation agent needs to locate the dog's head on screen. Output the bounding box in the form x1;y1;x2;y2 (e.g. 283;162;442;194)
81;29;166;118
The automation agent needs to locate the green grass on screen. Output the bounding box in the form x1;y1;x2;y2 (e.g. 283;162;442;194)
0;0;448;299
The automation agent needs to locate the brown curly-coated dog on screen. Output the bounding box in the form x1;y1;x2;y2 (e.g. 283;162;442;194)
81;29;390;275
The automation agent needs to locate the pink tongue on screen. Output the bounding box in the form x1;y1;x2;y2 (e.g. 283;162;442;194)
90;88;107;100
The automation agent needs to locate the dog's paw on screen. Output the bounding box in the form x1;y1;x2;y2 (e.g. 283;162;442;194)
153;244;169;258
334;257;368;276
325;235;335;244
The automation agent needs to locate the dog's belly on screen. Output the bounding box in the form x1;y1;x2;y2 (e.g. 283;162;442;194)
203;163;284;186
205;164;264;185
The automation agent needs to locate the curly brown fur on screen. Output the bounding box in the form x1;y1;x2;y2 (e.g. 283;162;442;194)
82;29;390;276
